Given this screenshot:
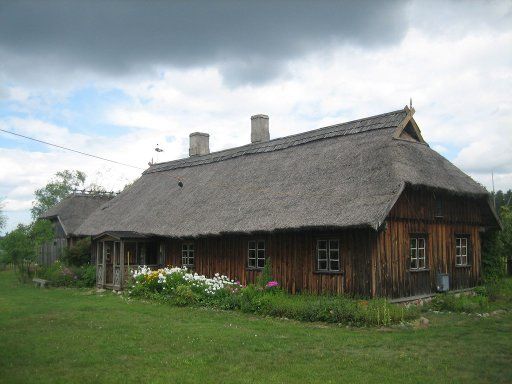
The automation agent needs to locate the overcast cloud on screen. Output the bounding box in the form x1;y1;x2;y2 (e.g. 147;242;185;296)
0;0;408;85
0;0;511;233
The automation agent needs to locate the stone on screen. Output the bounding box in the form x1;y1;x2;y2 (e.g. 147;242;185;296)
419;316;429;327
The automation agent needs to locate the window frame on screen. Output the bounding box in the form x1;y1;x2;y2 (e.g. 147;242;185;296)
409;234;428;271
247;240;266;269
181;242;195;267
455;235;471;267
315;238;341;274
158;242;166;266
435;197;444;218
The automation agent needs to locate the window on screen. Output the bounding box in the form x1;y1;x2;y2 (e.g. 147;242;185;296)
455;236;470;266
182;243;195;267
137;243;146;265
158;243;166;265
248;240;265;269
316;239;340;272
410;236;427;270
435;198;443;218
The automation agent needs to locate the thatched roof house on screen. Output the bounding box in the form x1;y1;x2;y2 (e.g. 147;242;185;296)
39;193;113;265
81;106;500;298
41;193;113;237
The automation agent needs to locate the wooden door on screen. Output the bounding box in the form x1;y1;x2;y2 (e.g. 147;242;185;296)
104;241;114;285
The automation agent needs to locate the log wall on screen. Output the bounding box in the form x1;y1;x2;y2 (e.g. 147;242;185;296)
374;187;490;298
162;229;375;296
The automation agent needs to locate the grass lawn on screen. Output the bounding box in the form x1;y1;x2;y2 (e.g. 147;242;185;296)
0;271;511;384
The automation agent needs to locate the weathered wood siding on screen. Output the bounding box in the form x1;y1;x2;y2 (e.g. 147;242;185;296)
162;229;374;296
374;187;490;298
39;219;67;265
39;238;67;265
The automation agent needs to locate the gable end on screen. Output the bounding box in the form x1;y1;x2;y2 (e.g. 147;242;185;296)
393;107;427;145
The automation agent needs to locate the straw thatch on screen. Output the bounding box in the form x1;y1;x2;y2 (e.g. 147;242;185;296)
77;107;493;238
40;194;113;236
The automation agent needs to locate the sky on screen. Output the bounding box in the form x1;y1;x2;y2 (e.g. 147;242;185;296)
0;0;511;234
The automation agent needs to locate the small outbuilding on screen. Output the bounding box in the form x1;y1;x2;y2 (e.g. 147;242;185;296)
77;106;500;299
39;192;113;265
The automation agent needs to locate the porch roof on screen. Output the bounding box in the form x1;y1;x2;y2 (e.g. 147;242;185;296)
93;231;148;240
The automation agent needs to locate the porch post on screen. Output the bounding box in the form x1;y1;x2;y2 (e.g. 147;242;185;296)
120;240;125;289
101;241;106;287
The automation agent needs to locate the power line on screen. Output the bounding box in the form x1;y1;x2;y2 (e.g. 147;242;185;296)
0;128;144;170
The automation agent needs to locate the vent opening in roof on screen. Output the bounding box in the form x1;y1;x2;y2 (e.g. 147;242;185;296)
399;121;422;142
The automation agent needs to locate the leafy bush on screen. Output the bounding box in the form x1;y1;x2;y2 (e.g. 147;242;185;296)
236;289;414;326
61;238;92;266
431;293;489;313
482;205;512;281
430;277;512;313
256;258;273;288
129;265;417;326
15;262;37;284
36;261;96;288
76;265;96;287
173;285;199;306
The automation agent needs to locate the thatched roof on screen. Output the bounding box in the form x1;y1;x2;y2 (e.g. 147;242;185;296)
77;107;495;237
40;194;113;236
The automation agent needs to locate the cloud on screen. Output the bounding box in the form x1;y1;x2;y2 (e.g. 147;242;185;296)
0;0;408;86
1;0;512;233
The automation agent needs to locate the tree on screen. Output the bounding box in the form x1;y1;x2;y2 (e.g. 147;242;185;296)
491;189;512;216
30;170;86;220
62;237;92;266
31;219;54;249
500;206;512;274
0;199;6;231
1;224;33;264
482;200;512;279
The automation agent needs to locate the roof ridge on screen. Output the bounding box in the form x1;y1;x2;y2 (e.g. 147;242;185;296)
145;108;407;174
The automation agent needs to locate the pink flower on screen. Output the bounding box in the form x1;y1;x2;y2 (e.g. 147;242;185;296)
266;281;279;288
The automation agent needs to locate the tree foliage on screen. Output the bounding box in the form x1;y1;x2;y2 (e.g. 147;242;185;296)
62;237;92;266
0;220;54;265
500;206;512;261
482;195;512;280
30;170;86;220
0;224;34;265
491;189;512;215
0;199;6;231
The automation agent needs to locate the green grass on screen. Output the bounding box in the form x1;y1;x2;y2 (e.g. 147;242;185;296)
0;271;511;383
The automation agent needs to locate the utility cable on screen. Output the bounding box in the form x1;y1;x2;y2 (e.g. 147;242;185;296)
0;128;144;170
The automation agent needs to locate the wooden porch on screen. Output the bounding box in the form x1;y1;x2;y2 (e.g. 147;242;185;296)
94;231;165;290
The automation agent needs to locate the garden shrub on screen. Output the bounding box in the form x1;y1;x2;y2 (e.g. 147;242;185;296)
173;285;198;306
256;258;273;288
61;238;92;266
76;265;96;287
430;292;489;312
36;261;96;288
128;266;418;326
429;277;512;313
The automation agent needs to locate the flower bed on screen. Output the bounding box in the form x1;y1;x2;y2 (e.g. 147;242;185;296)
128;266;418;326
130;266;242;306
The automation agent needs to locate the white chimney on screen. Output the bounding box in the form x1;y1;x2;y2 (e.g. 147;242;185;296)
251;114;270;143
189;132;210;156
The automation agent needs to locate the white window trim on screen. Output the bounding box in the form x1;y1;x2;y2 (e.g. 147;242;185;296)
410;236;427;270
455;237;469;266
